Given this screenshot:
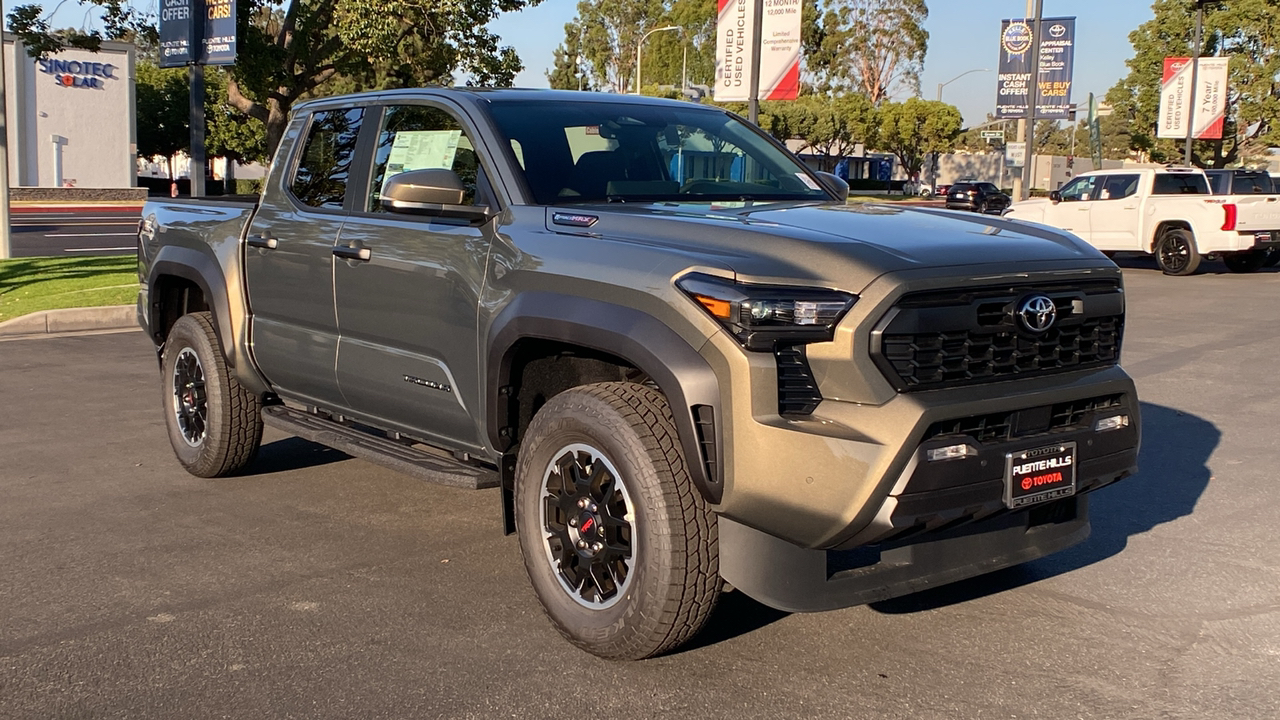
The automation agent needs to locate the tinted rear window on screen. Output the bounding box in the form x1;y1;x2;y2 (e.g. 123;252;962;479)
951;184;972;192
1234;174;1274;194
1152;173;1209;195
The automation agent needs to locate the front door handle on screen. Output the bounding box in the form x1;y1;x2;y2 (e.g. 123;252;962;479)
332;245;372;262
247;234;278;249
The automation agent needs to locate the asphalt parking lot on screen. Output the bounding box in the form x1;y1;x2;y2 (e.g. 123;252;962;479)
2;260;1278;720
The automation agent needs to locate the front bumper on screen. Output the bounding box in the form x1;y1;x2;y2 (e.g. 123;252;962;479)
708;352;1139;550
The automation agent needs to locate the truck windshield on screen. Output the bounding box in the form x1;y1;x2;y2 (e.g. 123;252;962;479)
486;100;831;205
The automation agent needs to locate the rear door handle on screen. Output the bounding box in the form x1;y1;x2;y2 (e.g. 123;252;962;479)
332;245;372;262
247;234;277;249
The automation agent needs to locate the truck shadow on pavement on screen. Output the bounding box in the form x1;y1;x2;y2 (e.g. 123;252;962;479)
870;401;1217;614
249;437;351;475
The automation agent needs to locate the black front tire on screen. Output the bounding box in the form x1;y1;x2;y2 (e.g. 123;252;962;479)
160;312;263;477
514;382;720;660
1155;228;1202;276
1223;250;1268;273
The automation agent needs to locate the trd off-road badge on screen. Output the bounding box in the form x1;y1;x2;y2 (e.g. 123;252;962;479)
1017;294;1057;333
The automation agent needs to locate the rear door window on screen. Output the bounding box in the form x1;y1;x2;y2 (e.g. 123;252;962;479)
290;107;365;210
1152;173;1209;195
1098;174;1140;201
1233;174;1274;194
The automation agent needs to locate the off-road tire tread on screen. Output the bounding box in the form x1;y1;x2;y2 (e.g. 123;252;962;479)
516;381;719;660
164;312;263;477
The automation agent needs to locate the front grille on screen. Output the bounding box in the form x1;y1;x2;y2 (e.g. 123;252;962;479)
884;317;1121;389
923;393;1126;444
875;281;1124;391
775;344;822;415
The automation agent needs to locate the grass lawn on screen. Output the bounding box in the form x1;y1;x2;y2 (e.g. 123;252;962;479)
0;255;137;324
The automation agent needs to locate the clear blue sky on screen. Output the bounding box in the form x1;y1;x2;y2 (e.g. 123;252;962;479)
489;0;1158;126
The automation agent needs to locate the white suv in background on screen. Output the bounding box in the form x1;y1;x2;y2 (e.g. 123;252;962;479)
1005;167;1280;275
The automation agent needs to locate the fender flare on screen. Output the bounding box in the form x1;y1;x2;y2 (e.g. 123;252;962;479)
487;292;724;503
148;245;235;365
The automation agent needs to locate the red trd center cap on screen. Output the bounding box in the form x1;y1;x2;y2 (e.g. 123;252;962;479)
579;514;597;535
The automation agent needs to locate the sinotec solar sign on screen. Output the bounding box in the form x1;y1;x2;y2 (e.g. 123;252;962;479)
36;58;119;89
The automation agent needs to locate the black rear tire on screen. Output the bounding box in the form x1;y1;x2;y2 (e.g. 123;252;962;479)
1264;249;1280;268
514;382;719;660
1154;228;1202;276
160;312;263;477
1223;250;1268;273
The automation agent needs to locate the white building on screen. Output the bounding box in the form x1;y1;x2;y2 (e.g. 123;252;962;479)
3;35;137;188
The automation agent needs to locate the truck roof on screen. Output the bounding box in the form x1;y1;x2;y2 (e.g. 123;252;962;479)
1075;166;1205;177
295;87;713;113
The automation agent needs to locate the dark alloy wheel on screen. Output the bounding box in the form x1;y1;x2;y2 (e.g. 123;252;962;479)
1223;250;1268;273
172;348;208;447
515;382;720;660
539;443;636;609
1155;228;1202;276
160;312;263;477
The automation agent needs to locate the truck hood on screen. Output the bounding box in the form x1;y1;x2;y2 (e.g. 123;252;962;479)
549;201;1106;292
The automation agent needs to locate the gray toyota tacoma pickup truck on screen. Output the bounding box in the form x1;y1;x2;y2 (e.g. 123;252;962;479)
137;88;1140;660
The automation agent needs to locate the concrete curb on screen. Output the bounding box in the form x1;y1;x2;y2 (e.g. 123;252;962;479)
0;305;137;337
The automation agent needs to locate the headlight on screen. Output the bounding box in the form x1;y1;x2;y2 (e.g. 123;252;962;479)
676;273;857;351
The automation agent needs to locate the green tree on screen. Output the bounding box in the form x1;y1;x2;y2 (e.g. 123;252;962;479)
547;21;593;90
9;0;539;157
550;0;665;93
135;61;188;180
1106;0;1280;167
761;94;876;171
135;61;269;176
876;97;962;178
811;0;928;103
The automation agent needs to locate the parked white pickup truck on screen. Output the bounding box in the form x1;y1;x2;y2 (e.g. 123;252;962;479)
1005;167;1280;275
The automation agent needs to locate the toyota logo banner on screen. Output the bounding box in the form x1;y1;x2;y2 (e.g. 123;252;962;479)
995;17;1075;119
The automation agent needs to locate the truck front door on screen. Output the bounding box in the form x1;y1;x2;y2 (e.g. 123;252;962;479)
244;107;365;409
1042;175;1098;242
331;102;494;453
1088;173;1142;250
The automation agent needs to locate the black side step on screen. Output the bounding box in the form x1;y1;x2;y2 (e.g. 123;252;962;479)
261;405;499;490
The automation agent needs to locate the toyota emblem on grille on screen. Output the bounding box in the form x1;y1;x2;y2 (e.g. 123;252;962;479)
1017;295;1057;333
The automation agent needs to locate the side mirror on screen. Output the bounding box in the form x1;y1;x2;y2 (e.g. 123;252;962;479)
381;168;490;222
814;171;850;201
1049;190;1062;204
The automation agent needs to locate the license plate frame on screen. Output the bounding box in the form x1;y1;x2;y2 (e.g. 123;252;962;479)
1004;442;1077;509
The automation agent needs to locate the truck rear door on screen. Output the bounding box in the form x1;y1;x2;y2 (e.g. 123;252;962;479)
244;106;366;409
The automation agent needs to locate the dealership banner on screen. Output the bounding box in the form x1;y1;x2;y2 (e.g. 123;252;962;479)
1157;57;1228;140
714;0;801;103
995;17;1075;119
160;0;238;67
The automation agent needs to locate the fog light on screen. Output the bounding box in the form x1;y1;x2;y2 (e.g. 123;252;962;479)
1094;414;1130;432
926;443;977;462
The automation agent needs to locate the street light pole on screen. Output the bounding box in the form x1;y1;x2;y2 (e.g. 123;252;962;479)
635;26;679;95
936;68;990;102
